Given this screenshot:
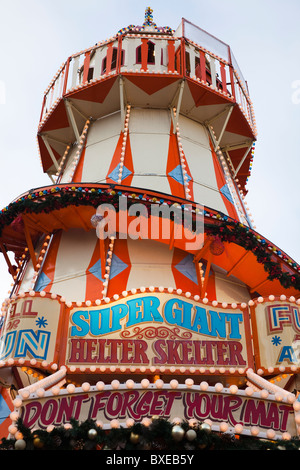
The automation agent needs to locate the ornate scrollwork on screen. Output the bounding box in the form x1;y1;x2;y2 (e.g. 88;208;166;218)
120;326;192;340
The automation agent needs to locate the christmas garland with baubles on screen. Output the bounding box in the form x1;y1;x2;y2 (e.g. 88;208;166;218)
1;417;300;451
0;185;299;291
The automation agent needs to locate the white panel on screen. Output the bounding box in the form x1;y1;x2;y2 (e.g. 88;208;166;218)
126;239;175;289
51;229;96;301
177;117;228;212
130;175;171;195
81;113;121;182
130;108;170;135
121;37;142;69
178;115;210;148
91;46;107;78
130;134;170;174
214;270;251;303
129;109;170;182
71;56;80;88
82;137;119;182
192;181;227;213
181;138;227;211
87;112;121;146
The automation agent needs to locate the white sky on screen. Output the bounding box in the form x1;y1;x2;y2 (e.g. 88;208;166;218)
0;0;299;301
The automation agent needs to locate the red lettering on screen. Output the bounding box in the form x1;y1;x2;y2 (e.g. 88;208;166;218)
21;394;89;429
68;339;149;365
120;391;140;419
89;391;110;419
228;341;247;366
222;396;243;426
149;392;167;416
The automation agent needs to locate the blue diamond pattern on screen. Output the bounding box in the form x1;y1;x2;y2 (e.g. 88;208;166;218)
88;259;105;282
0;394;11;424
108;163;132;182
110;254;128;279
35;272;51;291
168;165;191;185
174;254;197;284
220;184;234;204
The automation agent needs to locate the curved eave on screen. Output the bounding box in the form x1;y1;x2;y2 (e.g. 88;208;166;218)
0;183;298;298
37;71;256;191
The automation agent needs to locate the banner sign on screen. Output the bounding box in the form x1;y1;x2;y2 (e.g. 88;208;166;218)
17;383;297;438
251;300;300;373
0;296;61;364
66;293;253;373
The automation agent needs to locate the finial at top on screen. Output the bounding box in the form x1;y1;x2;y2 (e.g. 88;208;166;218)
143;7;156;27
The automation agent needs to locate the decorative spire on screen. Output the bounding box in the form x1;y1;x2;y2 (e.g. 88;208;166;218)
117;8;174;36
143;7;156;27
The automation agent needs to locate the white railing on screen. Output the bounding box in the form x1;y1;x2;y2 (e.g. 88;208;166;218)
40;32;255;134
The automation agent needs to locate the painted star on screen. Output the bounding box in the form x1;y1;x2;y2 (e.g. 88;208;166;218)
271;336;282;346
35;316;48;328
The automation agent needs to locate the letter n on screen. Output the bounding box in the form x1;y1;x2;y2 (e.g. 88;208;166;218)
15;329;51;360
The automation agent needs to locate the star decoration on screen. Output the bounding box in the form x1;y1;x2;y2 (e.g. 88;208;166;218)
35;316;48;328
271;335;282;346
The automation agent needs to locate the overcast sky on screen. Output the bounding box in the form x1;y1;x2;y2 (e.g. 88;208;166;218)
0;0;299;301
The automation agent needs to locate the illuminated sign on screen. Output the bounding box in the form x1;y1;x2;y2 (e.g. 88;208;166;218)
66;293;253;373
0;297;61;364
251;300;300;373
17;382;297;439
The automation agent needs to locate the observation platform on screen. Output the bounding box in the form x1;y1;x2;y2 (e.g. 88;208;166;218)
37;19;256;191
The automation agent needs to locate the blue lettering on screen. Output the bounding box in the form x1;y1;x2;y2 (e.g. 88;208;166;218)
225;313;243;339
89;308;110;335
68;295;243;340
70;310;90;337
126;298;143;327
110;304;129;332
127;296;163;327
142;296;163;323
191;306;210;335
278;346;298;363
164;299;193;329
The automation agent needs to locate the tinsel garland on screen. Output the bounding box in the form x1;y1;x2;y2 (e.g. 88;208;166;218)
1;418;300;451
0;185;299;291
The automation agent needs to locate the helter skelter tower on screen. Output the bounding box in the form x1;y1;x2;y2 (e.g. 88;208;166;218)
0;9;300;442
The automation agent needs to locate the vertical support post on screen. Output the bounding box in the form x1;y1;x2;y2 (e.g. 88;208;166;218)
167;40;175;72
106;42;113;75
220;62;227;94
181;38;186;77
229;66;236;100
141;38;148;71
82;51;91;83
174;80;185;130
199;50;207;83
116;35;123;73
119;76;125;130
62;57;71;95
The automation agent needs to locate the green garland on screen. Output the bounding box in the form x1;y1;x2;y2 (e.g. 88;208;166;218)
0;185;299;292
1;418;300;451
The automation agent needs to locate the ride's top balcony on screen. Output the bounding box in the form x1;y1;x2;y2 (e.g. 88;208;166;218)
38;16;256;190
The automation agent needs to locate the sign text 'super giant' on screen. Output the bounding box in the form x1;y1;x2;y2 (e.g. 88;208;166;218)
67;293;252;372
